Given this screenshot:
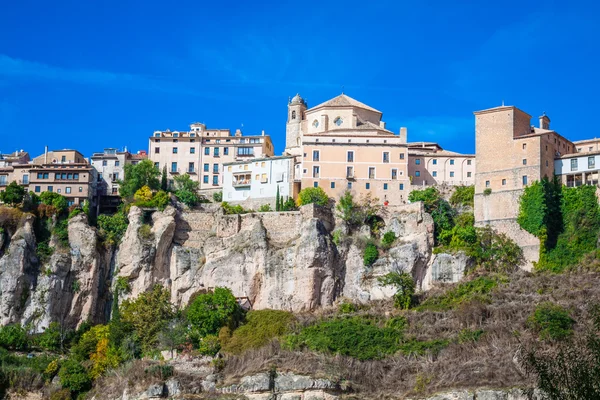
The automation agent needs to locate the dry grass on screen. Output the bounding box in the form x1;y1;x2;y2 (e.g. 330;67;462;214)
220;269;600;399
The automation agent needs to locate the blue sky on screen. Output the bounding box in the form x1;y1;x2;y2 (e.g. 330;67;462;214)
1;0;599;158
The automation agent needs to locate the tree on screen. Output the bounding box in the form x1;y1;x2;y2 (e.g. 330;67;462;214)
0;324;28;350
297;187;329;207
185;287;241;339
174;174;200;207
0;181;25;207
158;318;189;358
120;284;175;352
378;272;415;310
120;160;160;199
39;191;68;213
161;166;168;191
133;185;153;203
276;186;281;211
58;359;92;393
409;187;455;245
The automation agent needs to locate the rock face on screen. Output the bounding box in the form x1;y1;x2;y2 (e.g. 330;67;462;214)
409;388;544;400
421;251;473;291
0;213;112;331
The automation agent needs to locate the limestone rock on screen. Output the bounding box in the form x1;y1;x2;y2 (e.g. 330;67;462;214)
275;373;337;391
146;384;165;398
421;251;472;291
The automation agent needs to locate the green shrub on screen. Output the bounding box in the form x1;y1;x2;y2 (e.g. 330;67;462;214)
145;364;173;380
381;231;396;248
363;243;379;266
528;302;575;341
332;230;342;246
285;316;401;360
50;388;72;400
120;160;161;199
335;191;381;230
398;338;450;356
385;316;408;332
138;224;154;241
457;328;484;344
297;187;329;207
68;207;83;219
37;322;62;351
0;324;28;350
450;185;474;207
97;212;128;245
39;192;68;213
174;174;200;207
58;359;92;392
0;181;25;207
483;188;492;195
197;334;221;356
338;302;357;314
378;272;415;309
185;287;242;339
37;242;55;264
213;191;223;202
258;204;272;212
222;202;249;215
53;218;70;247
409;187;455;245
417;276;502;311
282;197;297;211
221;309;295;354
152;190;169;210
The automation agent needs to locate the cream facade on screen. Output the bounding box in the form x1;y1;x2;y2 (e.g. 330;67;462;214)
222;156;297;209
285;94;410;205
408;142;475;187
149;123;274;193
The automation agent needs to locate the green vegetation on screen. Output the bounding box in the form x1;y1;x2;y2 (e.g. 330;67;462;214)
378;272;415;310
409;187;455;245
259;204;272;212
119;160;161;199
36;242;54;264
173;174;201;207
220;310;295;354
0;324;28;350
336;191;382;231
449;185;474;207
518;179;600;272
381;231;396;248
417;275;502;311
39;192;68;214
483;188;492;195
138;224;153;240
297;187;329;207
0;181;25;207
97;211;128;245
54;218;69;247
363;242;379;266
58;359;92;393
132;185;169;210
161;166;168;191
185;287;242;340
457;328;484;344
222;201;251;214
527;302;575;341
213;191;223;202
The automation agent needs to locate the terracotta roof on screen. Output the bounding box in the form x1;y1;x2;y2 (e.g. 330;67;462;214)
308;94;382;114
129;154;147;160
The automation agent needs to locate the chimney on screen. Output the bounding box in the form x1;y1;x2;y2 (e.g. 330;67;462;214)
261;130;265;136
539;112;550;130
44;146;48;164
399;127;408;143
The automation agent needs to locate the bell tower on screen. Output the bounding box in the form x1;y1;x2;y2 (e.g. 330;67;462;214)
285;94;306;156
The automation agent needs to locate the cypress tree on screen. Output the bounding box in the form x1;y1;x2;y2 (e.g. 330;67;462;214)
161;166;168;191
276;186;280;211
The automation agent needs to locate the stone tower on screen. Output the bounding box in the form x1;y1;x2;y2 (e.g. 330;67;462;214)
285;94;307;156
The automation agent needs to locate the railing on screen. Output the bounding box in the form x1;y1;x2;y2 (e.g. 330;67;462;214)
233;179;251;187
187;169;196;174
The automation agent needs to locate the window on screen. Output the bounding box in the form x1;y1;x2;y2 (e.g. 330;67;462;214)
48;186;53;192
66;187;71;194
415;171;420;177
313;166;320;178
212;175;218;185
35;186;41;193
213;164;219;174
204;148;210;155
203;175;209;184
523;159;527;165
191;147;196;154
67;173;72;179
313;182;318;188
546;161;548;167
228;166;232;172
173;147;178;154
313;150;320;161
214;148;220;156
61;156;66;162
102;160;107;166
255;174;259;181
112;187;118;194
502;179;506;185
113;172;119;180
62;173;67;179
467;172;472;178
590;147;594;152
334;117;343;126
399;183;404;190
363;182;370;190
467;160;472;165
115;161;120;167
261;162;266;167
347;151;354;162
391;169;397;180
155;133;160;137
79;187;83;192
383;183;388;190
589;156;595;169
224;147;229;155
292;110;296;120
261;173;267;182
173;133;179;138
523;143;527;149
312;119;319;128
522;175;528;185
450;159;455;165
154;162;159;169
155;139;160;143
237;147;254;156
450;171;454;177
204;163;209;172
415;159;421;165
485;180;490;187
432;171;437;177
188;162;195;172
347;182;352;189
44;173;49;179
37;172;43;179
368;167;375;179
22;175;29;184
400;153;405;160
331;182;335;189
171;162;177;173
383;152;389;163
346;166;354;178
571;159;578;171
432;159;437;165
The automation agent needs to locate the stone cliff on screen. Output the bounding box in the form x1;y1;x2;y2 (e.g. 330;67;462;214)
0;201;471;329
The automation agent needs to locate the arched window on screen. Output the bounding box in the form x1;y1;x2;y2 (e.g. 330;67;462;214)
292;110;296;120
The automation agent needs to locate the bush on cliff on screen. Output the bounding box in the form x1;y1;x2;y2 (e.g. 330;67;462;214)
363;242;379;266
0;324;28;350
378;272;415;310
527;302;575;341
0;181;25;207
185;287;242;341
39;192;68;214
58;359;92;393
97;211;128;245
296;187;329;207
449;185;474;207
174;174;201;207
120;160;160;199
409;187;455;245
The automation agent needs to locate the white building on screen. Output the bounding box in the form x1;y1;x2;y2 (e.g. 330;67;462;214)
222;156;297;209
555;152;600;187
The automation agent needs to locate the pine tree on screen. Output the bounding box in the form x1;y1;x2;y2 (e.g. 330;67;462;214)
161;166;168;191
276;186;280;211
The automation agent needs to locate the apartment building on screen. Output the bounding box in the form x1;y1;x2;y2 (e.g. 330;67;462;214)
0;151;31;191
149;123;274;193
285;93;410;205
29;149;97;206
222;156;297;209
408;142;475;187
474;106;576;266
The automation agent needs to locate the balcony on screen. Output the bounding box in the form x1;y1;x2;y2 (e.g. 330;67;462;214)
169;168;180;174
233;174;252;187
187;169;196;174
346;172;355;180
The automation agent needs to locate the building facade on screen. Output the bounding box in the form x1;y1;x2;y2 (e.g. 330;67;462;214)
407;142;475;187
222;156;297;209
285;93;411;205
149;123;274;193
474;106;576;266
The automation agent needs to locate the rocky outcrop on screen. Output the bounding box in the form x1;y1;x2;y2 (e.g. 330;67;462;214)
421;251;473;291
408;388;544;400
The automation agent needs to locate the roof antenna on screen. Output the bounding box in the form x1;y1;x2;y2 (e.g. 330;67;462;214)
502;99;505;106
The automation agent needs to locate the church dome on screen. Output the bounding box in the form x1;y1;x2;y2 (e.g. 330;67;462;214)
290;93;306;105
